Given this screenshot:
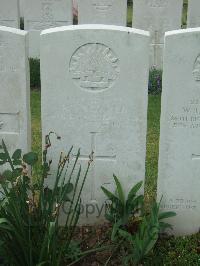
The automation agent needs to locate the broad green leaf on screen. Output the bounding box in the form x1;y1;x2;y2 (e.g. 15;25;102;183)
144;237;158;255
128;195;144;213
148;225;159;239
12;168;22;178
13;159;22;166
113;174;125;204
0;152;7;165
0;218;12;231
48;222;56;240
111;219;122;241
158;211;176;220
2;170;12;180
12;149;22;160
159;221;173;231
101;186;119;203
23;152;38;166
118;229;133;242
127;181;143;202
0;153;7;161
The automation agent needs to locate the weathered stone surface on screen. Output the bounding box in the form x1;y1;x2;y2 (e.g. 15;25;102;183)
41;25;149;224
19;0;25;17
78;0;127;26
0;26;31;170
0;0;20;28
24;0;73;58
187;0;200;28
158;28;200;236
133;0;183;68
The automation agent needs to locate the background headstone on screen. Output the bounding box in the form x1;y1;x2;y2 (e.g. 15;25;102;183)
0;0;20;29
0;26;31;170
77;0;127;26
158;28;200;236
24;0;73;58
41;25;149;224
187;0;200;28
19;0;25;18
73;0;78;18
133;0;183;69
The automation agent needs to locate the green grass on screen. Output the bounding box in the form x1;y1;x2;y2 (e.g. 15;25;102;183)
182;2;188;28
31;90;42;180
144;233;200;265
31;90;41;156
145;94;161;205
127;4;132;27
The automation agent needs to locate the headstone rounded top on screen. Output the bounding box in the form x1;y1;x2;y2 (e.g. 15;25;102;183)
165;27;200;37
0;26;27;36
41;24;150;37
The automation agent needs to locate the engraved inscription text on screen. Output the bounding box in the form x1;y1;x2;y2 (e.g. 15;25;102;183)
193;54;200;82
92;0;114;11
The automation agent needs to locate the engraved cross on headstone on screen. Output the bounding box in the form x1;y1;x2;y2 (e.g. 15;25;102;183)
73;132;116;200
152;30;160;67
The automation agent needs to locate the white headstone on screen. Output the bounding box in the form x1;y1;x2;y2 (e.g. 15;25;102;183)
41;25;149;224
0;26;31;167
0;0;20;28
187;0;200;28
24;0;73;58
133;0;183;69
158;28;200;236
78;0;127;26
19;0;25;17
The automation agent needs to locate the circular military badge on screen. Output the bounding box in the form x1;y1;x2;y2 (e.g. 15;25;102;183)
69;43;120;92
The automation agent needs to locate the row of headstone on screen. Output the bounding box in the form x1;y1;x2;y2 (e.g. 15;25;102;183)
0;25;200;235
24;0;73;58
133;0;183;69
77;0;127;26
187;0;200;28
0;0;20;29
2;0;200;68
0;26;30;159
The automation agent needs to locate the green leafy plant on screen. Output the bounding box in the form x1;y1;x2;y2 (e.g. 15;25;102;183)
0;132;92;266
102;176;176;265
101;175;143;240
119;201;176;265
148;68;162;94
